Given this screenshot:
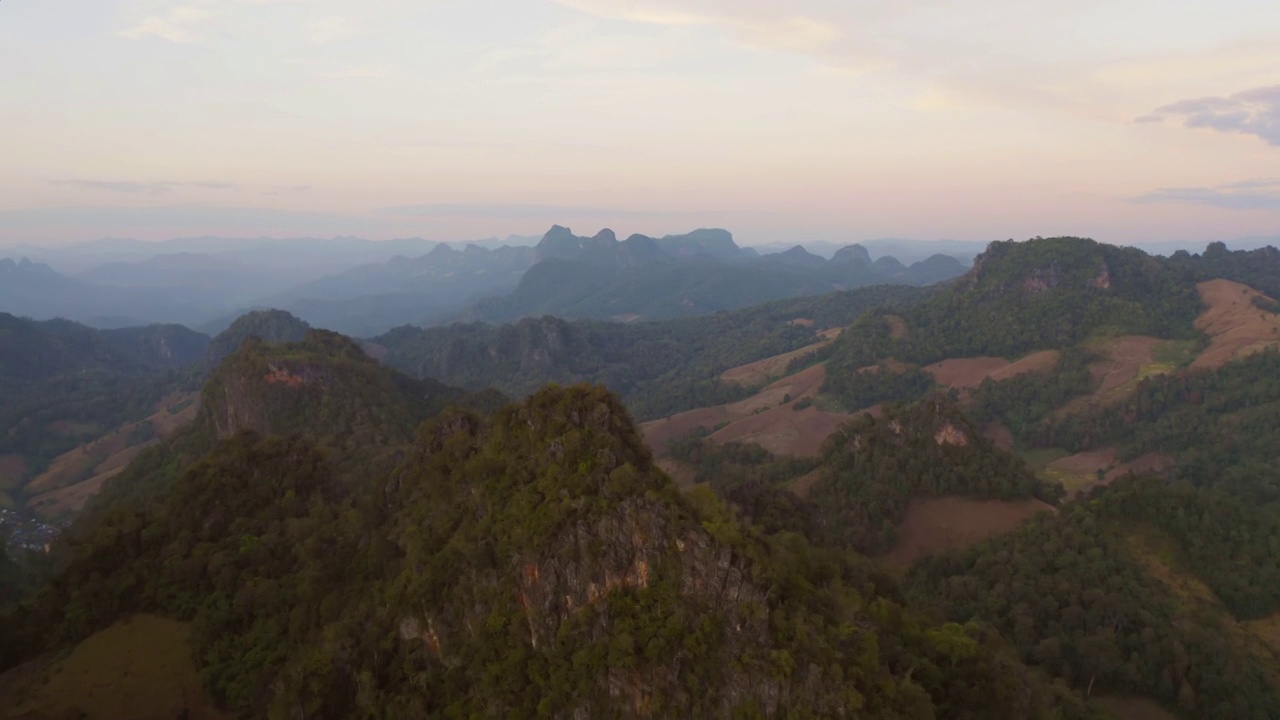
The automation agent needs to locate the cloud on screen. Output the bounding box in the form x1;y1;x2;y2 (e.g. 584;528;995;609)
325;64;397;79
0;205;377;234
551;0;846;55
118;5;212;44
306;16;357;45
1219;178;1280;190
1133;179;1280;211
52;180;237;195
1139;85;1280;146
375;203;707;219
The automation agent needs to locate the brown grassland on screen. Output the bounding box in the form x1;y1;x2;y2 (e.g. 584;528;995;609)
1192;279;1280;369
0;615;228;720
881;496;1055;568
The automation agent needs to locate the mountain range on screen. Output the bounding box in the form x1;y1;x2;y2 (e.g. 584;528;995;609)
4;236;1280;718
1;226;968;335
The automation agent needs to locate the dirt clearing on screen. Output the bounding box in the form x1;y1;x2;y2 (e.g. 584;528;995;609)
656;458;699;488
788;469;823;499
883;496;1054;567
710;404;858;458
924;357;1011;389
721;336;838;387
988;350;1061;381
0;614;229;720
1054;336;1163;416
1193;279;1280;369
645;364;856;458
885;315;909;339
983;423;1015;450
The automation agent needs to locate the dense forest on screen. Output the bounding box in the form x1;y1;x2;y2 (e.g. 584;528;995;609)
910;478;1280;720
0;313;208;477
376;284;931;420
1045;349;1280;502
2;384;1106;719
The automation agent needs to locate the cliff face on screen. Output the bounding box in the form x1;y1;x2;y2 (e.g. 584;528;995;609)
379;386;877;718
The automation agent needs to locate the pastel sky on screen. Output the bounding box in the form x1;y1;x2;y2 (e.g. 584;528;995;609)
2;0;1278;246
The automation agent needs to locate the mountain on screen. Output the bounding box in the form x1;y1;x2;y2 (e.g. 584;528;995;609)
0;314;210;523
894;253;968;285
830;243;872;265
654;228;747;261
8;235;1280;719
762;245;828;269
746;238;983;264
232;243;539;336
3;236;537;335
375;284;932;420
457;229;964;325
4;375;1105;719
0;256;227;328
75;252;296;308
0;314;206;381
630;236;1280;718
534;226;671;268
7;235;440;275
203;309;312;368
75;325;502;519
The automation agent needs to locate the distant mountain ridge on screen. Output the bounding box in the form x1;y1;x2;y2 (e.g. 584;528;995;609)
458;226;966;324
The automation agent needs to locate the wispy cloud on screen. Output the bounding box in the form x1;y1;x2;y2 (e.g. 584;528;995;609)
376;203;707;219
118;5;212;44
1138;85;1280;146
1133;179;1280;210
325;64;398;79
52;179;237;195
0;205;375;234
306;15;357;45
551;0;846;56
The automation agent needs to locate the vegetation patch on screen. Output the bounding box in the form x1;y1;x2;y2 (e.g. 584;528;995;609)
0;455;26;492
1093;696;1181;720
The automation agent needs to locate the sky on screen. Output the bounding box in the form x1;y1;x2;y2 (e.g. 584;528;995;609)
1;0;1278;247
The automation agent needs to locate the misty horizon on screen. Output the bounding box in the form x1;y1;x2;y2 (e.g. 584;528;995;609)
3;2;1277;247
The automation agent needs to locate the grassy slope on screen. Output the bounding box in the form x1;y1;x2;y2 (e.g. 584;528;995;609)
0;614;228;720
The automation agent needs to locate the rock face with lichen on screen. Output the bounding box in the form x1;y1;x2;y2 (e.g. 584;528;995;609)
348;386;1081;719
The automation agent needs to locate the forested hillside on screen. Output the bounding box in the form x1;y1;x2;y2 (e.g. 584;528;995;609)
0;314;209;491
909;478;1280;720
376;284;931;420
2;381;1103;719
